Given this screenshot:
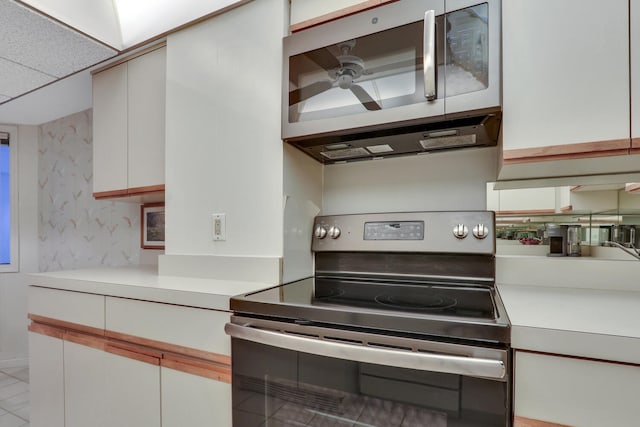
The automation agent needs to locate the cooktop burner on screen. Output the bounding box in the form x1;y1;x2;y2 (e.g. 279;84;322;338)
312;278;495;319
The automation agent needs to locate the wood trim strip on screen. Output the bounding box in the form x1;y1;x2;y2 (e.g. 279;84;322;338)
495;209;556;215
104;330;231;366
127;184;165;196
503;139;630;164
559;205;573;212
64;330;106;351
105;343;160;366
632;137;640;149
290;0;399;33
161;353;231;383
516;348;640;368
28;314;105;337
514;416;572;427
28;322;65;340
106;339;164;360
93;189;129;199
626;183;640;193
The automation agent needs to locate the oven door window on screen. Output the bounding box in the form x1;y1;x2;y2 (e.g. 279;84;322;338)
232;339;508;427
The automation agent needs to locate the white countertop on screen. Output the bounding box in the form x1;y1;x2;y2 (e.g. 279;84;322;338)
29;265;275;311
496;256;640;364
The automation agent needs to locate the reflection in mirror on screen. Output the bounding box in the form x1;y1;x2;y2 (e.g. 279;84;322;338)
487;182;640;260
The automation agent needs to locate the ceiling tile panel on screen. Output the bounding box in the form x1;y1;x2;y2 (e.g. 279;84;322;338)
0;0;117;78
0;57;54;97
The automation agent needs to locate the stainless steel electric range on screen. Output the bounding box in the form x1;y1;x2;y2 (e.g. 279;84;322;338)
226;211;512;427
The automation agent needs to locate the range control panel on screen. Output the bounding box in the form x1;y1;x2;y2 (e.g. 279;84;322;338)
312;211;495;255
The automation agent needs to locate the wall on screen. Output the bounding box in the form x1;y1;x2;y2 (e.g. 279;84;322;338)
0;125;38;367
322;147;498;214
37;110;155;271
162;0;287;281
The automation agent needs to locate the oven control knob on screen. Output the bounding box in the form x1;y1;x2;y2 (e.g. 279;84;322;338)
453;224;468;239
314;225;328;239
473;224;489;239
328;226;341;239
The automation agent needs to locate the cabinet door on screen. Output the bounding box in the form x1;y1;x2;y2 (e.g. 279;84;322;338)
515;351;640;426
93;62;128;196
632;0;640;151
29;332;64;427
64;340;107;427
502;0;630;161
162;367;231;427
104;349;161;427
127;46;166;190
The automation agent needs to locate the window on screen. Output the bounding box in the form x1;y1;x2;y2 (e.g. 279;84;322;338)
0;126;18;272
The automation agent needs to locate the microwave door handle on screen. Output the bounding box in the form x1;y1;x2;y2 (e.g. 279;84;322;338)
225;322;506;380
423;9;436;101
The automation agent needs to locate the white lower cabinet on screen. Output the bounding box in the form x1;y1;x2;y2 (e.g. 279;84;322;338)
515;351;640;426
104;350;161;427
64;341;107;427
161;367;232;427
29;332;65;427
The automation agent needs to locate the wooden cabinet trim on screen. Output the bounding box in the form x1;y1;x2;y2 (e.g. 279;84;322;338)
104;329;230;366
632;137;640;149
626;183;640;193
93;189;129;199
290;0;398;33
514;416;572;427
28;314;105;337
503;138;630;164
127;184;165;196
105;343;160;366
28;322;65;340
93;185;165;200
161;353;231;383
30;315;231;381
559;205;573;212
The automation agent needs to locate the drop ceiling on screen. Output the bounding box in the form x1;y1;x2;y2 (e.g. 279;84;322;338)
0;0;248;125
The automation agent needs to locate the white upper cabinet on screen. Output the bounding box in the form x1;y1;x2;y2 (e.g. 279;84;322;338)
499;0;638;181
632;0;640;152
92;45;166;199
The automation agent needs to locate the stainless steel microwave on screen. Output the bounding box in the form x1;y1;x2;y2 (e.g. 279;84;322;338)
282;0;502;163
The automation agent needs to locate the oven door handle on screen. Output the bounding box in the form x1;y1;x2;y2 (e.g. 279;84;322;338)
225;323;506;380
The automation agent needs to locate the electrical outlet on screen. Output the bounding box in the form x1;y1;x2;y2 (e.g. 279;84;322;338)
212;213;226;241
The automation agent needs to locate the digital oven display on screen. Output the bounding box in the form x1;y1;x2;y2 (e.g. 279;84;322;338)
364;221;424;240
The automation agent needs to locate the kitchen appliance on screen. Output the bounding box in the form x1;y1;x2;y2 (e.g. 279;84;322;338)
566;225;581;257
546;224;567;257
226;211;512;426
282;0;502;163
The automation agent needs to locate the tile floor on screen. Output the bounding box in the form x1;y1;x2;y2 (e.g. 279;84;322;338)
0;367;29;427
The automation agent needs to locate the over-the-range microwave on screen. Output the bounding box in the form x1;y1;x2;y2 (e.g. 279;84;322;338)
282;0;502;163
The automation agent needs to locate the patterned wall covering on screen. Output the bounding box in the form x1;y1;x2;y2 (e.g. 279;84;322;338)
38;109;142;272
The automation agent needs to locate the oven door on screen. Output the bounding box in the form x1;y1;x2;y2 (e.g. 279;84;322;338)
226;317;511;427
282;0;501;141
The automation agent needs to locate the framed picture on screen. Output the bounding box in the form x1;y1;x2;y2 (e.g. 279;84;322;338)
141;203;165;249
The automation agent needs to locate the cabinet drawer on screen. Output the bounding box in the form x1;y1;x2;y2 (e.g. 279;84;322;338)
105;297;230;356
29;286;105;331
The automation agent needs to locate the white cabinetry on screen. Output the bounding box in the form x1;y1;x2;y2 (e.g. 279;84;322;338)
515;351;640;426
28;286;232;427
29;331;64;427
500;0;640;181
162;368;232;427
93;45;166;199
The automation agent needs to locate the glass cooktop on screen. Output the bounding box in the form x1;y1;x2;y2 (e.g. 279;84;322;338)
230;276;511;344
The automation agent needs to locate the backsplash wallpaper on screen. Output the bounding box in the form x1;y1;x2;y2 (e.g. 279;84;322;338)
38;109;142;271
